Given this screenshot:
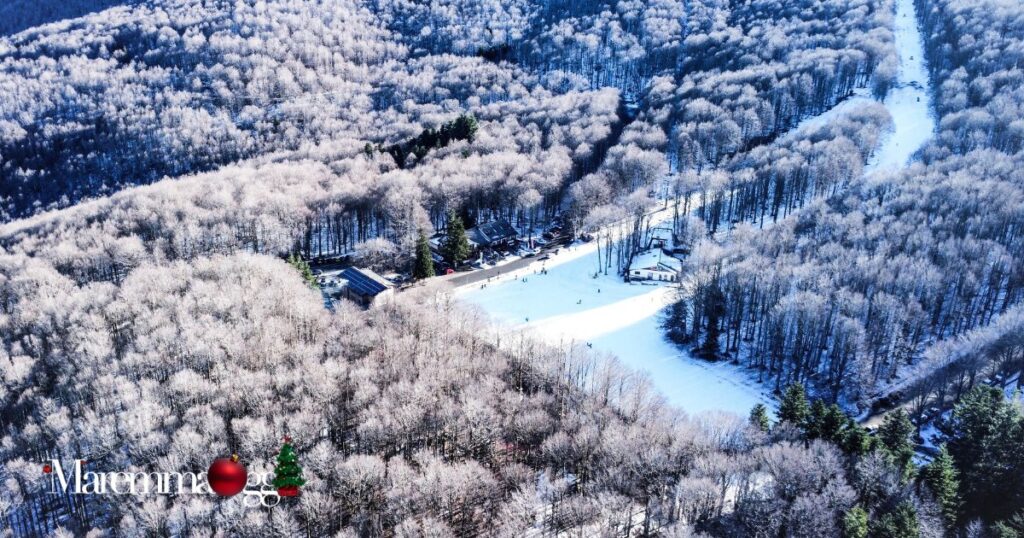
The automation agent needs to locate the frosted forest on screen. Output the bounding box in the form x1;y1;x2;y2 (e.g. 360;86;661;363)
1;0;1023;536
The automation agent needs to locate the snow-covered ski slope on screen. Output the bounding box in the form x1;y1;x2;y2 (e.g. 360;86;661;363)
458;211;776;416
871;0;935;170
789;0;934;171
460;0;935;416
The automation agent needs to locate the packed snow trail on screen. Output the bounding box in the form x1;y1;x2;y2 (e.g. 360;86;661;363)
458;220;775;416
869;0;935;170
776;0;934;172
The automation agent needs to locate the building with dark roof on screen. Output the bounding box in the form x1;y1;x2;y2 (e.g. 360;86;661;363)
467;219;518;248
339;267;395;307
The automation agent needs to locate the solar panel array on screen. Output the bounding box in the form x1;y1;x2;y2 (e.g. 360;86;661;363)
474;219;517;244
341;268;390;296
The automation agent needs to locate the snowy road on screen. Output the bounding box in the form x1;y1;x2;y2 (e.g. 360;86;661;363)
457;218;775;416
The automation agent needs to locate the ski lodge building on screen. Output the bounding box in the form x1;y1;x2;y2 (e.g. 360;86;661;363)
339;267;395;307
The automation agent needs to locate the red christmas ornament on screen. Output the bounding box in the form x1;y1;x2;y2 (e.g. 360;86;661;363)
207;454;247;497
42;464;52;474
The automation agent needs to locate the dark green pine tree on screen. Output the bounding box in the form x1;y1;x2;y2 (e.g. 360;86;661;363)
699;282;725;359
877;409;916;481
841;505;869;538
663;293;690;344
840;419;875;456
871;502;919;538
413;229;435;280
779;383;810;426
749;403;771;432
805;399;851;443
919;444;960;527
944;385;1024;523
287;253;319;289
992;511;1024;537
820;403;851;444
441;210;471;266
272;439;306;493
806;399;829;439
452;114;479;142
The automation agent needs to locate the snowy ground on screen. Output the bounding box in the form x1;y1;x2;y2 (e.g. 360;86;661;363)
457;213;775;416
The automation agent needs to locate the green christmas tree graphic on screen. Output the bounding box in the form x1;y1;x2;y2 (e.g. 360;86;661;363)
272;436;306;497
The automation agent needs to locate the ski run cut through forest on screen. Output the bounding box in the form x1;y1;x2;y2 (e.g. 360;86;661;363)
462;0;938;417
2;0;1024;536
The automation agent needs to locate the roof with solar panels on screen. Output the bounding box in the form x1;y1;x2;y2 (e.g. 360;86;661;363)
339;267;394;297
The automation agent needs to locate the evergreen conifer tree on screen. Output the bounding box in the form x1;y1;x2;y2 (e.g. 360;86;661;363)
945;386;1024;523
413;229;435;279
287;253;319;289
441;210;470;266
453;114;479;142
842;506;869;538
871;502;919;538
749;403;771;432
878;409;916;481
825;404;850;443
806;399;829;439
699;282;725;359
779;383;810;426
841;420;874;456
992;512;1024;537
663;294;690;344
919;445;960;527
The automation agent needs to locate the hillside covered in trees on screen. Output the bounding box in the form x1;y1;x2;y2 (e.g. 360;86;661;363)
1;0;1023;536
670;0;1024;411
